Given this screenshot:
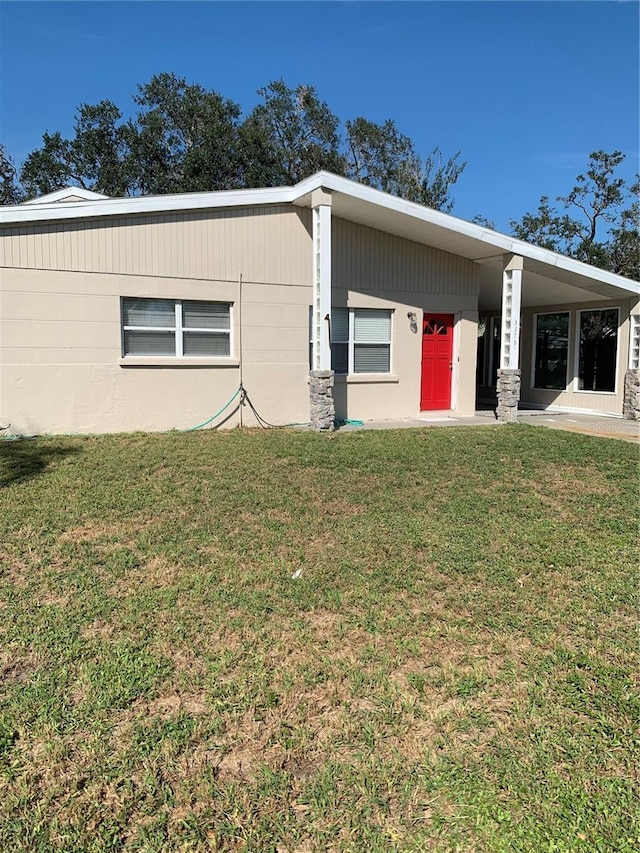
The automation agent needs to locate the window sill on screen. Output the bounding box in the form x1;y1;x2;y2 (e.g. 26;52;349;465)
119;357;240;368
334;374;399;384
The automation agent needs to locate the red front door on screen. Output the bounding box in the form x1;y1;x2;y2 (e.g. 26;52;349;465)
421;313;454;410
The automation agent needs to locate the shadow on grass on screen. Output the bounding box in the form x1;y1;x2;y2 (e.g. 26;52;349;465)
0;439;82;488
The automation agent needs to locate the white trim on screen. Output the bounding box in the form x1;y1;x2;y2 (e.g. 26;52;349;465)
318;204;332;371
175;302;184;357
119;357;239;368
22;187;109;205
347;308;355;375
530;310;571;391
307;174;639;295
451;313;460;412
629;314;640;370
121;297;232;359
334;374;399;384
2;170;637;297
573;306;621;395
311;205;333;371
4;185;295;223
500;266;522;370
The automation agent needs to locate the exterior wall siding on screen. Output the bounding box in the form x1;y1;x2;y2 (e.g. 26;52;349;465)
333;217;478;296
332;217;480;420
0;208;483;434
7;199;630;431
0;205;312;286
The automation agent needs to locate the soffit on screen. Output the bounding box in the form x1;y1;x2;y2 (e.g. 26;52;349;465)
477;256;631;312
330;193;501;260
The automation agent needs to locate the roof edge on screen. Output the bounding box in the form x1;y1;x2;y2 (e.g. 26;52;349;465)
1;171;637;295
22;187;110;205
3;185;296;222
294;172;639;295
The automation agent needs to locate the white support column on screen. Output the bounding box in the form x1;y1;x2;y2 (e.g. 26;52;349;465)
500;255;523;369
310;189;335;431
624;308;640;420
496;254;523;422
312;198;332;371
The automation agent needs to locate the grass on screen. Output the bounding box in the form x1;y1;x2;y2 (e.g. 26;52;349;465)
0;424;638;852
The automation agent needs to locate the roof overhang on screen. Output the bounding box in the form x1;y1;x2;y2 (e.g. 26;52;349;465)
1;171;637;307
294;174;639;308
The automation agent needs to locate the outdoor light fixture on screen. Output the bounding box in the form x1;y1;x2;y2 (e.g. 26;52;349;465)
407;311;418;333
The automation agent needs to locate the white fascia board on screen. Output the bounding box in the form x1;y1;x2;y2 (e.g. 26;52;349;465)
291;172;640;296
1;185;296;224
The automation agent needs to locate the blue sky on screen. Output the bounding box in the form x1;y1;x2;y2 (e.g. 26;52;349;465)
0;1;638;230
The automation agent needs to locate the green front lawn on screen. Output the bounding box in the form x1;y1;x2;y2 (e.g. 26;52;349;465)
0;425;638;852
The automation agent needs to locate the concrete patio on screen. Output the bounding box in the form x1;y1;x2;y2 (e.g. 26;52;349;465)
334;409;640;443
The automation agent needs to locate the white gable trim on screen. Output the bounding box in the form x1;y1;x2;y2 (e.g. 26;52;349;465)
9;186;294;220
22;187;110;205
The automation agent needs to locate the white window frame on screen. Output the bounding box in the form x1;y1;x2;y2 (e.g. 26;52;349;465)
530;310;571;391
121;298;232;359
330;308;393;375
573;306;620;395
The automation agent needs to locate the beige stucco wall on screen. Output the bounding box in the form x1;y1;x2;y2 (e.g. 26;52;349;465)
0;202;314;434
0;267;312;434
1;205;483;434
333;218;480;420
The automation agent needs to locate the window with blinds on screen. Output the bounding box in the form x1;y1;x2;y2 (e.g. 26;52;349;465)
122;298;231;358
330;308;392;374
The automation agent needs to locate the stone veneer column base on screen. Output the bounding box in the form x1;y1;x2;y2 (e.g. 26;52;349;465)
496;369;521;423
309;370;335;432
623;369;640;421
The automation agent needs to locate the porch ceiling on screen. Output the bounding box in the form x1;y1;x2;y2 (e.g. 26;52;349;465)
477;256;633;312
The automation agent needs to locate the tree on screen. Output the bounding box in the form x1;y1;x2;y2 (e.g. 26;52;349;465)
242;80;345;186
11;73;468;213
344;118;466;212
401;146;467;213
511;151;639;280
20;76;243;199
344;117;414;194
0;144;24;204
20;101;132;197
608;177;640;281
129;73;243;195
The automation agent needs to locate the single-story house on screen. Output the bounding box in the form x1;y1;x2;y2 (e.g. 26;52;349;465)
1;172;638;434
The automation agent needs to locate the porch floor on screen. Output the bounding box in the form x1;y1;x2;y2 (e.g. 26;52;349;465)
333;410;639;443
